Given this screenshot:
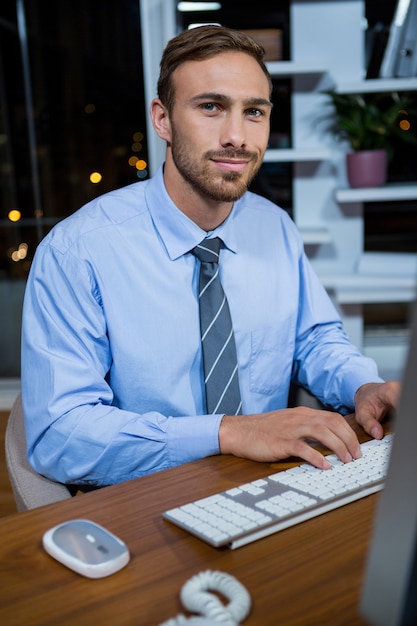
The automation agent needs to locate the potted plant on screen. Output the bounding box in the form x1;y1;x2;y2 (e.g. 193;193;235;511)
320;90;417;188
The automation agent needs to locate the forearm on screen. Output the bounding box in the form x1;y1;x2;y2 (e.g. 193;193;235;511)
23;395;222;485
293;322;383;411
22;336;222;484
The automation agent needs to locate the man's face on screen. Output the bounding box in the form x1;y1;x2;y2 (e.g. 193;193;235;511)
166;51;272;203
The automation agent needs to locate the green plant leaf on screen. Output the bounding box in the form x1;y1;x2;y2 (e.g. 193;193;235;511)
319;90;417;154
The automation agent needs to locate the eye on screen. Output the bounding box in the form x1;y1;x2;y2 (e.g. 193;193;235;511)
200;102;220;113
247;108;263;118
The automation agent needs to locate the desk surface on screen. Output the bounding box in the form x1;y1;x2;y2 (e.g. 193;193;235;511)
0;416;380;626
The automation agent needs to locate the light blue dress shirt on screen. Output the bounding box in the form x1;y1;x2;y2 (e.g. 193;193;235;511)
21;166;382;486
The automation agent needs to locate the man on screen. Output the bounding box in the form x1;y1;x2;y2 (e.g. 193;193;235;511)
21;25;399;488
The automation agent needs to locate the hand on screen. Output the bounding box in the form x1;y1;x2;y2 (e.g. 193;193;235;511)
219;407;362;470
353;381;401;440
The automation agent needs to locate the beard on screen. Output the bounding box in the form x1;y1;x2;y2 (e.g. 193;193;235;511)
170;130;263;203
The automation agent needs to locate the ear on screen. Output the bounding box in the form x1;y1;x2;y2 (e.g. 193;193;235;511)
150;98;171;142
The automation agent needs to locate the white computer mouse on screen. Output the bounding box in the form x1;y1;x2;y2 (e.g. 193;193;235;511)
42;519;130;578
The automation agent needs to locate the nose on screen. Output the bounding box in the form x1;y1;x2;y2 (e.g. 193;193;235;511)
219;112;246;148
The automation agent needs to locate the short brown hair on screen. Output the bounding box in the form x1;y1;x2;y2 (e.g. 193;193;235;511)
157;25;272;113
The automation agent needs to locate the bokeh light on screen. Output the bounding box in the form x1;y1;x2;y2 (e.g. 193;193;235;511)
399;119;411;131
90;171;102;184
135;159;147;171
8;209;21;222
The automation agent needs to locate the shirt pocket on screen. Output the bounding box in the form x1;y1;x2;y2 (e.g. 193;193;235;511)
249;326;294;395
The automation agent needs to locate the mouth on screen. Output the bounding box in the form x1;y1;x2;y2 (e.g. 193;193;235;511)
211;158;249;173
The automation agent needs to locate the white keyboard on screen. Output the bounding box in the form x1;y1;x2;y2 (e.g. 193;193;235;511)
163;434;393;549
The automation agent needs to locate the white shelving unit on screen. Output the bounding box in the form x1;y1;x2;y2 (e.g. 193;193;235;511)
140;0;417;378
265;1;416;375
272;0;367;349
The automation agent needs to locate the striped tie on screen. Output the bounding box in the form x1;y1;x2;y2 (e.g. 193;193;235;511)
192;237;242;415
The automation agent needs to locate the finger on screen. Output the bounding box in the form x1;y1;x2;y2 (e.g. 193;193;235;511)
355;413;384;440
290;440;333;470
354;381;401;439
304;411;362;462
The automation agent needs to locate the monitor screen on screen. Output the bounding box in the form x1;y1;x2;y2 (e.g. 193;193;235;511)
360;303;417;626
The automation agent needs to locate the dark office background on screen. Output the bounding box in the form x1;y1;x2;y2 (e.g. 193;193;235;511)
0;0;147;280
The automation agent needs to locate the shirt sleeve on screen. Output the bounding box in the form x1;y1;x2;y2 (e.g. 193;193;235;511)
21;241;222;487
291;251;384;412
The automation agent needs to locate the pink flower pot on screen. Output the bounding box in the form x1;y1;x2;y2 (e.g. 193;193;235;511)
346;149;388;188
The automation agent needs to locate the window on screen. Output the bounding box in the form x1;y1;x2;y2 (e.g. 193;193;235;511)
0;0;148;376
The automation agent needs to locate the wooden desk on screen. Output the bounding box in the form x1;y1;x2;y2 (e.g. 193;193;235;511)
0;418;381;626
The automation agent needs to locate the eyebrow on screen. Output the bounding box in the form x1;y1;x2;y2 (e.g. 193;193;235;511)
190;92;273;109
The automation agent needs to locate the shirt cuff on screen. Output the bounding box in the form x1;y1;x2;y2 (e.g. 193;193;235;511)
168;413;224;466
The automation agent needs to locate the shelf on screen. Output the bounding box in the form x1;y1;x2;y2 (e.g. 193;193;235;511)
266;61;327;77
336;77;417;94
263;148;331;163
320;274;417;304
335;182;417;203
321;251;417;303
300;227;332;245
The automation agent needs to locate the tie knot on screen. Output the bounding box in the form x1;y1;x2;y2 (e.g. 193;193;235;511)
192;237;222;263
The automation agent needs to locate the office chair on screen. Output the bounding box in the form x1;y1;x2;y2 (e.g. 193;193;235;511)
5;393;72;512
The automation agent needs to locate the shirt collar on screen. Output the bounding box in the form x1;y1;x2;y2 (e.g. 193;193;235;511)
145;165;239;260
